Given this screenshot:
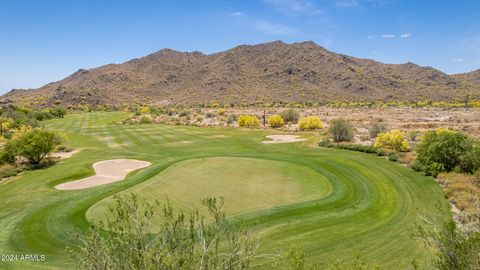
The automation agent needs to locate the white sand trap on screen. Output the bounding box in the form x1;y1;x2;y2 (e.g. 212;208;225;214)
262;135;307;144
55;159;151;190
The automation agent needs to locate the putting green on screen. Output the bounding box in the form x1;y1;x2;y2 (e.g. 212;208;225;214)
87;157;332;226
0;112;451;269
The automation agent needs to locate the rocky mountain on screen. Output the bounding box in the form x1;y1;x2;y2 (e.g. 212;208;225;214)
3;41;479;107
453;69;480;86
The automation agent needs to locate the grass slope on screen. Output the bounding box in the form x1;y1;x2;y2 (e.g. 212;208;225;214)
0;112;450;269
87;157;332;227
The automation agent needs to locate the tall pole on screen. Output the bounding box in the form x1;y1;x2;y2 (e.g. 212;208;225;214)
263;108;266;127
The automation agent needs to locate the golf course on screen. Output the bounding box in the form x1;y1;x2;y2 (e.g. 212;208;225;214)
0;111;450;269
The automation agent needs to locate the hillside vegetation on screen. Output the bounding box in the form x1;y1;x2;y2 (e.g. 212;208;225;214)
3;41;479;107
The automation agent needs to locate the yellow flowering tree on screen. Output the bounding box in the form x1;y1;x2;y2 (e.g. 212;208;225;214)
238;115;260;127
267;115;285;128
298;116;324;130
139;106;151;114
374;129;410;152
0;117;13;135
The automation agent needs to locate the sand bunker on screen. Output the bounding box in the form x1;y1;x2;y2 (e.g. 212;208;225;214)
55;159;151;190
262;135;307;144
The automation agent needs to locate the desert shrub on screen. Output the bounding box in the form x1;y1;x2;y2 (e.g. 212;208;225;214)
376;148;387;156
319;141;382;155
218;116;226;123
359;134;371;142
217;108;226;116
50;107;67;118
226;114;237;124
195;115;204;123
369;121;388;138
335;144;378;154
280;109;300;124
416;221;480;270
0;164;24;179
29;110;54;121
414;128;480;176
268;114;285;128
328;118;354;142
138;106;151;114
238;115;260;127
373;129;410;152
388;151;400;162
318;140;332;147
56;145;72;152
205;112;216;118
69;194;259;270
178;110;189;117
298;116;323;130
139;116;152;124
0;117;13;135
398;152;415;166
122;118;137;125
437;172;480;230
164;107;175;116
407;130;421;141
475;170;480;183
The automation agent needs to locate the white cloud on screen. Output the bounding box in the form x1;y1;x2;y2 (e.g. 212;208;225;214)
381;34;396;39
372;50;379;54
334;0;359;8
368;35;375;39
230;11;244;16
400;33;411;38
255;21;298;36
452;58;464;63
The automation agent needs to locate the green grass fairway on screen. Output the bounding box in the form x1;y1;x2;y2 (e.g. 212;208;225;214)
0;112;450;269
87;157;332;227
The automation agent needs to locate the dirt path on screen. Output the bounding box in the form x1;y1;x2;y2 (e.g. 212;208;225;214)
55;159;151;190
262;135;307;144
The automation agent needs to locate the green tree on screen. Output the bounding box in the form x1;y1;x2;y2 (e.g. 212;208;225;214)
69;194;259;270
328;118;354;142
13;128;64;164
414;128;480;176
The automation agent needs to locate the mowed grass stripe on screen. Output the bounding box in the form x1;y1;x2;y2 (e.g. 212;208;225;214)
0;112;450;270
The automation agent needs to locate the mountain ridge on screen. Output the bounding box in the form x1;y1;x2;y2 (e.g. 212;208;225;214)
3;40;480;107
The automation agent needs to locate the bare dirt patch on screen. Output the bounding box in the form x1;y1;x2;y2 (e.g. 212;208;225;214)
262;135;307;144
55;159;151;190
49;149;80;160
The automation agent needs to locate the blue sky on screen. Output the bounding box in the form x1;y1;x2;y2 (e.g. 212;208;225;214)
1;0;480;94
